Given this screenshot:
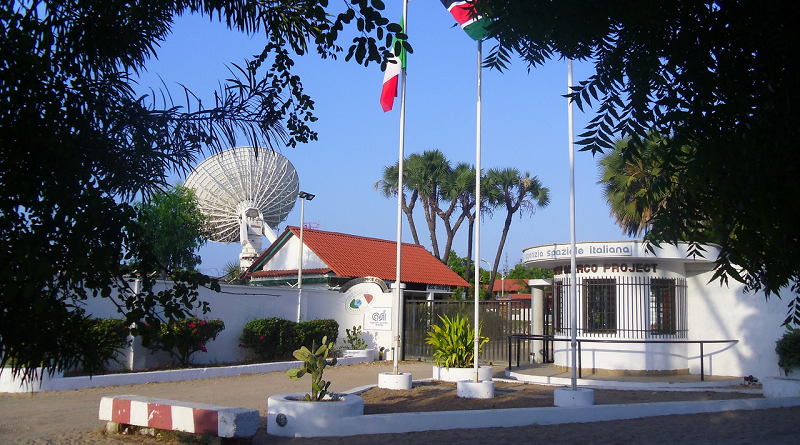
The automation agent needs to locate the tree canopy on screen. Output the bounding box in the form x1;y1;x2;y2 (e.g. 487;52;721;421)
0;0;400;378
481;0;800;325
133;184;209;277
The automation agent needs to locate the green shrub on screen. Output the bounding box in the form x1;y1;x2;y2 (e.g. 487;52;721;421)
85;318;131;373
426;313;488;369
141;318;225;367
342;325;368;350
239;317;298;360
296;319;339;349
776;329;800;375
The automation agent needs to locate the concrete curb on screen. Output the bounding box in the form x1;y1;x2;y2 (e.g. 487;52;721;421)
1;357;370;392
270;394;800;437
99;395;259;438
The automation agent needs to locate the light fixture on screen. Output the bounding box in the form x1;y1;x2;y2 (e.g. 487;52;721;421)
297;190;314;322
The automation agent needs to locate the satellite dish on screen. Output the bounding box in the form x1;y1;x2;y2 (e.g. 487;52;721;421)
184;147;299;270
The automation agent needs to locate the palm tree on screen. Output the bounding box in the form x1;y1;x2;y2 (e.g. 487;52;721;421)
484;168;550;298
598;134;674;237
405;150;450;260
374;160;422;245
438;162;474;267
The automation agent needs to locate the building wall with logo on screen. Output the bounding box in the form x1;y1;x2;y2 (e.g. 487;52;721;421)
86;280;395;370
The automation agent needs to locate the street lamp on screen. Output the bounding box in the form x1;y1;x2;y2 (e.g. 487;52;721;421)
297;191;315;322
480;258;506;300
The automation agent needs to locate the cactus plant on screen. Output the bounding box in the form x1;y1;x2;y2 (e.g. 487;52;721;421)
286;336;338;401
343;325;368;350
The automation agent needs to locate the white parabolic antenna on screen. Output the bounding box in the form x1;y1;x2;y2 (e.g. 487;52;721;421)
184;147;299;269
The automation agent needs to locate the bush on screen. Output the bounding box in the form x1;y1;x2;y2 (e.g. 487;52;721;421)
239;318;297;360
85;318;131;373
296;319;339;348
426;314;488;369
141;318;225;367
342;325;367;350
238;318;339;362
776;329;800;374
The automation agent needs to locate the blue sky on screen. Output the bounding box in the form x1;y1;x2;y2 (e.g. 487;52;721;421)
137;2;632;277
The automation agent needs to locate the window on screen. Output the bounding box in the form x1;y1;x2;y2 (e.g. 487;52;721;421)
583;279;616;333
650;278;676;335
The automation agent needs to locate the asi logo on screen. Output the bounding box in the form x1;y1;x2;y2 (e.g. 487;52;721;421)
346;293;374;314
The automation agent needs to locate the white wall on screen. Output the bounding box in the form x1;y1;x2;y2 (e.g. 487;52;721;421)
86;280;394;370
686;268;788;380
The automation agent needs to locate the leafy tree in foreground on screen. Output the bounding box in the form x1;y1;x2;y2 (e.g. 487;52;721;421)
0;0;401;380
134;184;208;278
481;0;800;325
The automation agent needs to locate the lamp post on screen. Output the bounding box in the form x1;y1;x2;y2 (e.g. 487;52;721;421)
480;258;506;299
297;191;315;322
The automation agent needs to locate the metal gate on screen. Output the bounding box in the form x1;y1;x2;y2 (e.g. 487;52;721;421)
403;300;531;365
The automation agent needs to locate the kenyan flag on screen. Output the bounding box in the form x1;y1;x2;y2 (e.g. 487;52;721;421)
441;1;491;41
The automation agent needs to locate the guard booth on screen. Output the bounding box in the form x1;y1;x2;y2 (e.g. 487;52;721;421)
518;241;781;379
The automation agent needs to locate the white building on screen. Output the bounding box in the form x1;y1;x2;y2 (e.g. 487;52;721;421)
523;240;789;380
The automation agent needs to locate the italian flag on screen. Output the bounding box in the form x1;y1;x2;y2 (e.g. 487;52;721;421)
440;0;491;41
380;19;406;113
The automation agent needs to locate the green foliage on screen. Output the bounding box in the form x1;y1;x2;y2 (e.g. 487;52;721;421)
776;330;800;375
296;319;339;348
238;318;339;361
140;318;225;368
0;0;399;379
133;184;208;277
239;317;297;360
84;318;132;374
506;263;553;281
286;336;338;401
221;261;249;285
342;326;368;350
482;0;800;317
426;314;488;369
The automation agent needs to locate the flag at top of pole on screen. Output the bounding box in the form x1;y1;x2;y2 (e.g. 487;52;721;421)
380;18;407;112
441;0;491;41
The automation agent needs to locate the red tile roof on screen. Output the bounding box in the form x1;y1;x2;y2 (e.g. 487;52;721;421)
249;227;470;287
249;268;332;278
489;279;528;293
497;293;532;301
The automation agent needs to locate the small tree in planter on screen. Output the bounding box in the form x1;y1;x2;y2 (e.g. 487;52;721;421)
776;329;800;376
343;326;368;350
427;313;488;369
286;336;338;401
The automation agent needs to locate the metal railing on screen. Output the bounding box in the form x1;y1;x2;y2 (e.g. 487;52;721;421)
508;334;739;381
404;300;532;363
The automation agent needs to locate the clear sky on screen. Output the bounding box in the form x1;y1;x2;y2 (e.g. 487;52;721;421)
137;1;633;278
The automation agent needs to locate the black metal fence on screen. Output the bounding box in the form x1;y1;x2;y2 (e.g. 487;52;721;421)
552;276;688;339
403;299;532;364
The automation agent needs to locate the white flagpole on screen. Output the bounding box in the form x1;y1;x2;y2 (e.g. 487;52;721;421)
567;59;578;391
393;0;409;376
473;38;482;383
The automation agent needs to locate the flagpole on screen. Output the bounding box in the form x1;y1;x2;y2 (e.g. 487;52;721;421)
568;59;578;392
473;38;482;384
393;0;409;376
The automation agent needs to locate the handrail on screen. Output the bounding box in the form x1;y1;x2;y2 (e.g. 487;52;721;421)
507;334;739;381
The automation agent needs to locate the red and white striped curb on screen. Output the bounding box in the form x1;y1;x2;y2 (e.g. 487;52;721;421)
99;395;258;438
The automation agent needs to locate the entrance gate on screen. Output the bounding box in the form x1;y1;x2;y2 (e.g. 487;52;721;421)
403;300;532;365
